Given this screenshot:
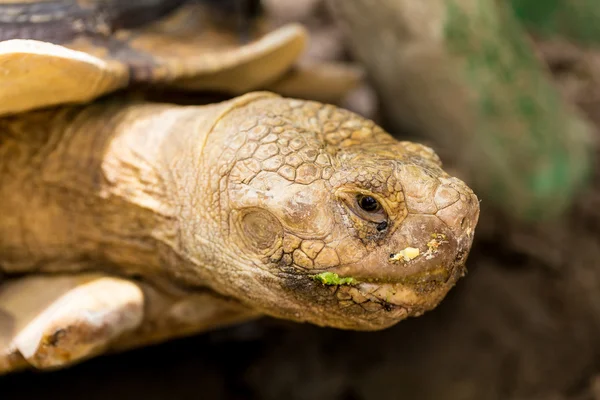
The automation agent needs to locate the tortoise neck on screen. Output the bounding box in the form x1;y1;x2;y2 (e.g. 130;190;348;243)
0;101;202;281
99;99;254;287
0;95;276;290
97;101;215;281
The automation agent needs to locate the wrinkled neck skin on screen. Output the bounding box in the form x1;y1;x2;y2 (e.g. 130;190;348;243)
161;92;480;330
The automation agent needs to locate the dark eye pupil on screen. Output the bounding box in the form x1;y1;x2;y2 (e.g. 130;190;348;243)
359;195;379;212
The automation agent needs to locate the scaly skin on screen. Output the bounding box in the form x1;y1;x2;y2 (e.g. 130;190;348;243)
0;92;479;332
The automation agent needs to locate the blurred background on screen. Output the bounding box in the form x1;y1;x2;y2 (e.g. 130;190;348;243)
3;0;600;399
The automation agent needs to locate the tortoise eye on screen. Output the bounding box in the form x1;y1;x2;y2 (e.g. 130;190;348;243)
337;190;387;226
357;195;380;212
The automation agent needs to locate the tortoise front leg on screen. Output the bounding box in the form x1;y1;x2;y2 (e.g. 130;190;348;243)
0;273;257;374
0;274;144;373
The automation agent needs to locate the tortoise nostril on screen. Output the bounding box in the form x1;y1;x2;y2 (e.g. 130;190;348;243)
460;217;466;228
376;221;388;231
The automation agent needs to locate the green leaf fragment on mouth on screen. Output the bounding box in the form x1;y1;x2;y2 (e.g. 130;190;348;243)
312;272;357;286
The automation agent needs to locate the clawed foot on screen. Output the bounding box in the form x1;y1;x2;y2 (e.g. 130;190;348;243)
0;274;256;374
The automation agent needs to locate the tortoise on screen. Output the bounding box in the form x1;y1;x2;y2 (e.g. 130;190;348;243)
0;0;480;373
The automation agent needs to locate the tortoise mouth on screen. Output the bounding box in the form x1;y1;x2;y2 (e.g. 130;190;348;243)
269;252;468;330
310;255;466;317
309;238;468;287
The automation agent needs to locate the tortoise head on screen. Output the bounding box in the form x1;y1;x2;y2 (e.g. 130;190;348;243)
194;94;479;330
